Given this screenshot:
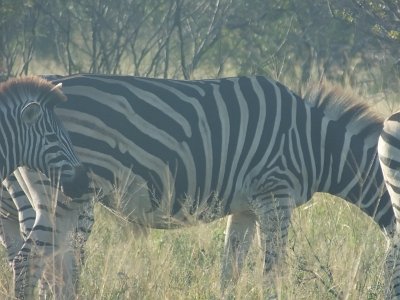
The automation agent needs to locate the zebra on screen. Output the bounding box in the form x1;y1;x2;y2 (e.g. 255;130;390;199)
0;76;90;299
378;111;400;299
0;76;88;192
0;74;395;298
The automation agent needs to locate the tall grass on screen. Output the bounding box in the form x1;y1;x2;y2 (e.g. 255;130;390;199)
0;192;385;299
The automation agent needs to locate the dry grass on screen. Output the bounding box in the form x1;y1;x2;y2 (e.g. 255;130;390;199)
0;192;385;299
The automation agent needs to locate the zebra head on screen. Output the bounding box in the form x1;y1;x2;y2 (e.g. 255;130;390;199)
0;76;89;198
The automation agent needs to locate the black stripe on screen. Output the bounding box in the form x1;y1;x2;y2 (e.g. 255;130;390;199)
380;155;400;170
33;225;54;232
20;217;35;223
217;78;242;201
248;77;278;181
381;131;400;150
387;111;400;122
387;181;400;194
230;77;262;202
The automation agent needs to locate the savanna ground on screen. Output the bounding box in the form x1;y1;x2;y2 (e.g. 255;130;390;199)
0;193;388;299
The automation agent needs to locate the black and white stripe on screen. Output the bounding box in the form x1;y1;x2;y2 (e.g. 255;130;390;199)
0;76;89;299
0;77;86;185
1;74;395;298
378;111;400;299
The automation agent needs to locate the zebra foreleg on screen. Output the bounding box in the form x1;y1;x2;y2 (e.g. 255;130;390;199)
39;199;94;300
0;214;23;266
12;198;82;300
12;213;54;299
0;186;25;267
38;234;79;300
250;193;292;299
11;167;83;299
73;199;95;267
3;175;46;298
220;211;257;295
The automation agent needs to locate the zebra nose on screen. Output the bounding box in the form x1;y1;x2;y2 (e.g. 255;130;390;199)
61;165;90;198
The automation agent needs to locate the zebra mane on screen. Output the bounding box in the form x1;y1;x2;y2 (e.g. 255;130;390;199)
303;82;383;135
0;76;66;105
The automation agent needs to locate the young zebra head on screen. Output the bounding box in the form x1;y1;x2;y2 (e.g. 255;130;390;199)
0;76;89;197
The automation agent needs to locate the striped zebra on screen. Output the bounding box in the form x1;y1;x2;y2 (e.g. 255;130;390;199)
0;77;88;192
0;76;89;299
1;74;395;298
378;111;400;299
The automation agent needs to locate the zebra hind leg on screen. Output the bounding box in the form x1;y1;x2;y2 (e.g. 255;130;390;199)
385;232;400;299
220;211;257;296
250;193;292;299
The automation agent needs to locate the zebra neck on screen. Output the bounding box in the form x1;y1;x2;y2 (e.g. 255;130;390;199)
323;151;394;231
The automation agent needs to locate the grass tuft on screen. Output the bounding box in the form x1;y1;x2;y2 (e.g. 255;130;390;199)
0;193;386;299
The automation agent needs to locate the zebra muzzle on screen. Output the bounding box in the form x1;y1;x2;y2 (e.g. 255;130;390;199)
49;165;90;199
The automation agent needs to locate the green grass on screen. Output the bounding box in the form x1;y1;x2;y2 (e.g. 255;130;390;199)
0;193;387;299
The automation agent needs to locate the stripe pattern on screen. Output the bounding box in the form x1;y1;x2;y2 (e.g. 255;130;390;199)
1;74;395;298
0;77;89;300
378;111;400;299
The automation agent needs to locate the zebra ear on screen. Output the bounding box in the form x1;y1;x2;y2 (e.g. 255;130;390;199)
21;102;43;124
50;82;63;93
45;82;67;105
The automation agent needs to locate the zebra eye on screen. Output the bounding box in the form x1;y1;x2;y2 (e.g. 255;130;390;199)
21;102;43;125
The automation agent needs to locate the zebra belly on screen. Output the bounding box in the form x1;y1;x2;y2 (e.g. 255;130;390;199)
91;173;162;227
92;172;251;229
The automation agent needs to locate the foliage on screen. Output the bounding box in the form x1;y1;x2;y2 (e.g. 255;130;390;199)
0;0;42;76
330;0;400;91
0;0;398;94
332;0;400;47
